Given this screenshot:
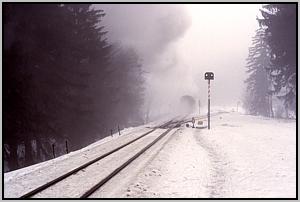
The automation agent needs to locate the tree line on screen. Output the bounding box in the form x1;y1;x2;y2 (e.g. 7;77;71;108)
4;4;144;171
244;4;296;118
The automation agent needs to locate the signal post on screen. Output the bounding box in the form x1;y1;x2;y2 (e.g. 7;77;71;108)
204;72;214;130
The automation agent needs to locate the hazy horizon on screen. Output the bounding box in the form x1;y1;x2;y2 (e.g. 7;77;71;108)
95;4;263;117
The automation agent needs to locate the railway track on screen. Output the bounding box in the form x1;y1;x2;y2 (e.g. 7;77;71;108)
20;117;187;198
18;112;226;198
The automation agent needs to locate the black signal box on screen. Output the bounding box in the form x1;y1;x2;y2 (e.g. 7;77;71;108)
205;72;214;80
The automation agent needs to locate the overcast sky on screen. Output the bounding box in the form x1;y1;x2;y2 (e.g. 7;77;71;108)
94;4;263;116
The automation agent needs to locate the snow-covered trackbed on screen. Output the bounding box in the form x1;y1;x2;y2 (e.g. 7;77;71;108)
4;117;187;198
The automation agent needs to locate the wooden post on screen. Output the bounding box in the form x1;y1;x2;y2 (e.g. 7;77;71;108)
192;117;195;128
118;125;121;135
52;144;55;158
65;140;69;154
110;129;113;136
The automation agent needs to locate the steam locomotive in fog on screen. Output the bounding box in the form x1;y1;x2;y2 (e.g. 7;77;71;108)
178;95;196;115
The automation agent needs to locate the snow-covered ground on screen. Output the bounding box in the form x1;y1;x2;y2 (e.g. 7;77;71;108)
4;112;296;198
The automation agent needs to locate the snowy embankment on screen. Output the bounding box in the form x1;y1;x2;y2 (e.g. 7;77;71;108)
4;112;296;198
4;118;170;198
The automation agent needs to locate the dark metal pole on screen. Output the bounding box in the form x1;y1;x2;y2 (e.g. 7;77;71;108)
118;125;121;135
208;79;210;130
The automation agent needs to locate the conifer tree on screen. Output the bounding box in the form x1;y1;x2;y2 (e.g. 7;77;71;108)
258;4;296;114
244;28;273;116
4;4;145;171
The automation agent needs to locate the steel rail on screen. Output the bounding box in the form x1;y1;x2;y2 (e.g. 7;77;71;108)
80;123;180;198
